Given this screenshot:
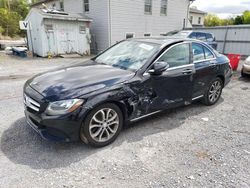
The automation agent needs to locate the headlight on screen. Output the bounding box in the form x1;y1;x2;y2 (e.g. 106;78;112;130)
45;99;84;116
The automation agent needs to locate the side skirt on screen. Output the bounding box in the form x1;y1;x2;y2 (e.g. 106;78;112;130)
130;110;162;122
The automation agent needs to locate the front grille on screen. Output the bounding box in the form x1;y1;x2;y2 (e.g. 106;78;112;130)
24;94;41;112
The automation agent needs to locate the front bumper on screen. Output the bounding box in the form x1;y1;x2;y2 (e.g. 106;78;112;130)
242;64;250;75
25;109;82;142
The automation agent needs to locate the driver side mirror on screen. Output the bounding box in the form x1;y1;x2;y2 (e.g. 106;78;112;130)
148;61;169;75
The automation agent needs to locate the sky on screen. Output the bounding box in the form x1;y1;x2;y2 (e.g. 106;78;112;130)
191;0;250;18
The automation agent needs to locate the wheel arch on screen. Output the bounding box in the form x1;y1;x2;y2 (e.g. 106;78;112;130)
216;75;225;87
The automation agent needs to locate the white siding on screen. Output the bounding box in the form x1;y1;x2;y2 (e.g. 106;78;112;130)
25;10;45;56
64;0;83;13
34;0;60;9
32;0;83;12
110;0;190;45
32;0;190;53
87;0;110;52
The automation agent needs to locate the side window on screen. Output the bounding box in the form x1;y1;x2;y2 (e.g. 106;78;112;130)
192;43;205;61
196;32;206;41
203;46;214;59
189;32;197;39
158;43;190;68
126;33;135;39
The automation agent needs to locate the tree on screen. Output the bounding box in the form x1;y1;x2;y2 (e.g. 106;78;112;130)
234;15;243;25
204;14;221;27
220;17;234;26
10;0;29;19
0;0;29;37
0;8;22;37
242;10;250;24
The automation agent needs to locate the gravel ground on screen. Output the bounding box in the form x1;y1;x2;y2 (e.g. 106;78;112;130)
0;55;249;188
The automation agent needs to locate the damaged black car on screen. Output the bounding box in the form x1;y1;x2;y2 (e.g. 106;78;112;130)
23;37;232;147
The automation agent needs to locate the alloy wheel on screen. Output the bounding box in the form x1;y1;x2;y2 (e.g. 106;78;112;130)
89;108;119;142
208;80;222;103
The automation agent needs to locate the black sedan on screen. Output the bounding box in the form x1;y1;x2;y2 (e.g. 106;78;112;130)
23;37;232;147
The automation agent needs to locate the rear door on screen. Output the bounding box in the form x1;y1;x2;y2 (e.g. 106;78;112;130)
147;42;195;111
192;42;217;98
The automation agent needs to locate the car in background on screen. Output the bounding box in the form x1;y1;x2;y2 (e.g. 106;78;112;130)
162;30;180;36
173;31;218;50
241;56;250;77
23;37;232;147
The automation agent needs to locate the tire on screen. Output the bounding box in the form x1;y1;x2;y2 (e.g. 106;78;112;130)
241;69;246;77
80;103;123;147
202;78;223;106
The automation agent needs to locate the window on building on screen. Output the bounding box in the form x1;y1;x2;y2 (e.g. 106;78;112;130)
160;0;168;15
190;16;193;24
158;44;190;68
198;17;201;24
59;0;64;11
126;33;135;39
144;33;151;37
144;0;152;14
84;0;89;12
79;25;86;33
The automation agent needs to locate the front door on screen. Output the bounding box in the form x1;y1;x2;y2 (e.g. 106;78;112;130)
147;42;195;112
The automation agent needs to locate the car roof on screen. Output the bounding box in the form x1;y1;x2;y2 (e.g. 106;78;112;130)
130;36;196;46
180;30;213;35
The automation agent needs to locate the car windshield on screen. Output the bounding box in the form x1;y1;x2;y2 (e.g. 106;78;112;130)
95;40;159;72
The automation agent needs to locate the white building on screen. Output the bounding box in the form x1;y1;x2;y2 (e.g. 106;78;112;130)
25;8;92;57
189;7;207;28
32;0;192;53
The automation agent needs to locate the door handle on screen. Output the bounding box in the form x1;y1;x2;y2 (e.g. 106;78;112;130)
209;62;216;67
182;69;193;75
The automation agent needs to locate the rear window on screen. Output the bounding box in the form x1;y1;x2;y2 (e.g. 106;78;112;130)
206;33;214;41
196;32;206;41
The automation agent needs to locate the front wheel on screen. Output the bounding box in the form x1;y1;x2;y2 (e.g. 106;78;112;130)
80;103;123;147
203;78;223;106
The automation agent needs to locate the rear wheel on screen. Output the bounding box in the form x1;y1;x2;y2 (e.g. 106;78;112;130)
203;78;223;106
80;103;123;147
241;69;247;77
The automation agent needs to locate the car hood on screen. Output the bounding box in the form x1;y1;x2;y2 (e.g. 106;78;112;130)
27;60;135;101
